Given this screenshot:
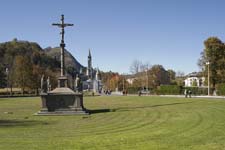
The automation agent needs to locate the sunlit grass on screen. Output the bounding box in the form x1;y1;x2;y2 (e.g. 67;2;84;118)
0;96;225;150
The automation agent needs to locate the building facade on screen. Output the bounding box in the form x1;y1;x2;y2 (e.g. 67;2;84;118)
184;72;206;87
81;50;102;93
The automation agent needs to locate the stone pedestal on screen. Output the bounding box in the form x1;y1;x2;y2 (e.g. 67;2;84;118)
58;76;68;88
37;87;88;115
37;15;88;115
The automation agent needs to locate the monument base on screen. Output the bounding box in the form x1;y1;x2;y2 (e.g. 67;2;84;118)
36;87;89;115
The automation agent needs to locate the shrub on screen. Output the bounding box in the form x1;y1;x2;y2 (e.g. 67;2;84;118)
184;87;209;95
216;84;225;95
127;87;140;94
157;85;181;95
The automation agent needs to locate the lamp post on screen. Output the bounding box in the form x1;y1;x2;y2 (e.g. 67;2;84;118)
206;61;210;96
123;75;125;92
145;69;148;91
5;68;9;96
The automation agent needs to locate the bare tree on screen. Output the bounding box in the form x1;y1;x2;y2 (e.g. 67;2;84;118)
130;60;142;74
176;71;185;77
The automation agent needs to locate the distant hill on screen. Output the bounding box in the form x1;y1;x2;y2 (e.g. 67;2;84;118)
0;39;87;91
44;47;85;72
0;39;85;73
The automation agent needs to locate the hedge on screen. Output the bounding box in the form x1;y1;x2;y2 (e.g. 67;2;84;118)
216;84;225;95
156;85;210;95
127;85;210;95
183;87;209;95
156;85;181;95
127;87;141;94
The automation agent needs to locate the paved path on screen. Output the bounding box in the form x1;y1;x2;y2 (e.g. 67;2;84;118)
159;95;225;99
110;93;225;99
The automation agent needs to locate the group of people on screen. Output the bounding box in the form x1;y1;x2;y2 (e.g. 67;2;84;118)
184;89;192;98
104;90;112;95
122;90;128;96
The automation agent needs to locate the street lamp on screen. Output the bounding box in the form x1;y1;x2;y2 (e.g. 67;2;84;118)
206;61;210;96
5;68;9;96
145;69;148;92
122;75;125;92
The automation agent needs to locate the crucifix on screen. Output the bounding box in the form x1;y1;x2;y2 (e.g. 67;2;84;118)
38;15;88;116
52;14;74;77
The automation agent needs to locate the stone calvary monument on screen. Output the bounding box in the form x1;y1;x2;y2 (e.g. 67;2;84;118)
37;15;88;115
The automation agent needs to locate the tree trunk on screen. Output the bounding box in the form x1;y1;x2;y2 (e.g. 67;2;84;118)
10;85;12;96
36;88;39;96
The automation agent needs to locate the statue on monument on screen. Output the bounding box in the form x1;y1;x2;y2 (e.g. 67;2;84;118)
41;75;51;93
41;75;48;93
38;14;88;115
47;76;51;92
75;74;83;92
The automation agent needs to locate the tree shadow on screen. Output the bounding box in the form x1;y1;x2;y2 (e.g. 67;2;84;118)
89;101;195;114
88;109;115;114
150;101;195;108
0;119;50;128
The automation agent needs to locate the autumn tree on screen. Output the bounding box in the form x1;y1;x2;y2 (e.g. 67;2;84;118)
0;65;6;88
130;60;151;89
14;55;33;94
31;65;45;95
148;65;170;88
198;37;225;88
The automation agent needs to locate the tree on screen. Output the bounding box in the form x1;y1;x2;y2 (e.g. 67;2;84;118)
176;71;185;77
0;65;6;88
130;60;142;74
14;55;33;95
148;65;170;88
167;69;176;81
100;71;119;90
130;60;151;89
0;39;62;94
30;65;44;95
198;37;225;88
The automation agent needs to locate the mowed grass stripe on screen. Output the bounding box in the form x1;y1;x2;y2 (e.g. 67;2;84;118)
1;96;225;150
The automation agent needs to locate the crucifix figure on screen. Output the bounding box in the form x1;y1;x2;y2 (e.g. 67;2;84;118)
52;14;74;77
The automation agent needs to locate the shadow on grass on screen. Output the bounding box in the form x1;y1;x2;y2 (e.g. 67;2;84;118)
88;109;114;114
0;119;49;127
89;101;194;114
150;101;194;108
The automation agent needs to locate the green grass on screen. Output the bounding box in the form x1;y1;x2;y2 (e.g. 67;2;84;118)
0;96;225;150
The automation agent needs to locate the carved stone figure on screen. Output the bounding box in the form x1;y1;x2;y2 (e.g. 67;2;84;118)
47;76;51;92
75;74;82;92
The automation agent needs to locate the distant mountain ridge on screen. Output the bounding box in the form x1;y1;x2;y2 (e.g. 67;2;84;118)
44;47;84;72
0;39;85;73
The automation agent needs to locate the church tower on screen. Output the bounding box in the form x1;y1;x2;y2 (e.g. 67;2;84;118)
87;49;92;79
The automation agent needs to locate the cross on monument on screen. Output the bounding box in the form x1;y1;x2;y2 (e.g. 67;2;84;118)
52;14;74;77
37;15;88;116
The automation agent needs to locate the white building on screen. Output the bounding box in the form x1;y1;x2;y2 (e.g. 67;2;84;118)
184;72;206;87
82;50;103;93
126;78;135;84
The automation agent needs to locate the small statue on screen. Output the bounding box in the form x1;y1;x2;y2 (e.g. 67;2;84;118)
41;75;45;93
47;76;51;92
75;74;79;90
41;75;50;93
79;68;83;74
75;74;82;92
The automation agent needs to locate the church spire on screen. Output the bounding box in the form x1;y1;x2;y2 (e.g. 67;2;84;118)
87;49;92;79
88;49;91;58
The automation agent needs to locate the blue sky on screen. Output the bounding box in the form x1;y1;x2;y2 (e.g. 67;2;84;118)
1;0;225;75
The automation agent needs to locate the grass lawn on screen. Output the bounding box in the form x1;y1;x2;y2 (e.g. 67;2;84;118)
0;96;225;150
